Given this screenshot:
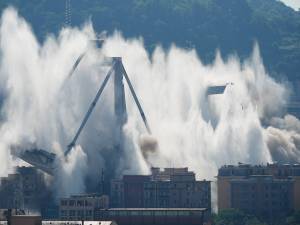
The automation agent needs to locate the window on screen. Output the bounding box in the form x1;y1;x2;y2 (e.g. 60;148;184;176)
86;210;92;216
70;210;76;216
142;211;152;216
77;210;84;217
77;200;84;207
69;200;75;206
61;200;68;206
131;211;140;216
109;211;117;216
178;211;189;216
60;210;67;216
119;211;127;216
154;211;165;216
167;211;177;216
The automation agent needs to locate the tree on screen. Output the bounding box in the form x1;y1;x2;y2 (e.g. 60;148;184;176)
213;209;267;225
286;211;300;225
0;0;299;81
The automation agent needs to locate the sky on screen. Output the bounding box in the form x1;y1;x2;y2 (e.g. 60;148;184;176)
279;0;300;10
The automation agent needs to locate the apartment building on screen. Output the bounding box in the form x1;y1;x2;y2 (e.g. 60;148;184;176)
0;167;47;211
0;174;24;209
217;163;300;222
111;167;211;211
59;194;109;220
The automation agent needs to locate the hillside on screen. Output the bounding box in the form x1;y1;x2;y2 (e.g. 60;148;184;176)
0;0;300;83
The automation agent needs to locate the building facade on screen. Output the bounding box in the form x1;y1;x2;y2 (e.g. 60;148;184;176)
0;174;24;209
0;167;47;211
217;163;300;222
94;208;207;225
59;194;109;220
111;168;211;211
16;167;46;210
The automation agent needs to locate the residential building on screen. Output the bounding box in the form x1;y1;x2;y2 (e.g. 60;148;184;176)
123;175;150;208
59;194;109;220
16;167;46;210
217;163;300;222
0;166;47;211
0;174;24;209
110;167;211;211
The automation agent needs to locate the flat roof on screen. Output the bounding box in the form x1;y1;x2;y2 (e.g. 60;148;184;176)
102;208;207;211
11;215;41;217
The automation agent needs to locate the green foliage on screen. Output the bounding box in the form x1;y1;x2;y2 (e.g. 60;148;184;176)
213;210;300;225
0;0;299;81
286;211;300;225
212;209;267;225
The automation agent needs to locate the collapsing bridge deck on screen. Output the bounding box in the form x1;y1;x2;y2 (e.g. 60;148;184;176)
11;42;228;175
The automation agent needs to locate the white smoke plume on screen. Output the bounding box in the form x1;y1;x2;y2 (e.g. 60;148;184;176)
0;8;299;200
0;7;114;196
54;145;88;199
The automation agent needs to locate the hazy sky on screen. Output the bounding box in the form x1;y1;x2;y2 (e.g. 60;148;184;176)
280;0;300;10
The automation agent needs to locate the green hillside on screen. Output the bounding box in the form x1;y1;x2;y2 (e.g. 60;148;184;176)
0;0;300;82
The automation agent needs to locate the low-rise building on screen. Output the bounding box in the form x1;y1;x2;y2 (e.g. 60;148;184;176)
59;194;109;220
0;166;47;211
0;174;24;209
1;215;116;225
111;167;211;211
42;221;116;225
95;208;207;225
17;167;46;210
217;163;300;222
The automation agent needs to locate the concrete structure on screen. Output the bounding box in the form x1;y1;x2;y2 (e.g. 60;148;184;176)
17;167;47;209
0;215;41;225
231;176;293;223
14;57;151;179
0;209;26;222
0;167;47;211
95;208;207;225
121;176;150;208
42;221;116;225
111;168;211;211
0;174;24;209
9;215;41;225
0;217;116;225
59;194;109;220
217;163;300;221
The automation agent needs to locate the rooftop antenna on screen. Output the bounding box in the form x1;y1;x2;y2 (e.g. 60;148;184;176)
65;0;71;27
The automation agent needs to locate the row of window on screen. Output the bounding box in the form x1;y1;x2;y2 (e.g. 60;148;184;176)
106;210;203;217
60;210;93;217
61;200;93;207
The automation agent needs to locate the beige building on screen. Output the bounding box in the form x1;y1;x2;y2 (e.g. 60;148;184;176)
217;163;300;219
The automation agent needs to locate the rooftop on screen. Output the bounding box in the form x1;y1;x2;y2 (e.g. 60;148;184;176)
99;208;207;211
